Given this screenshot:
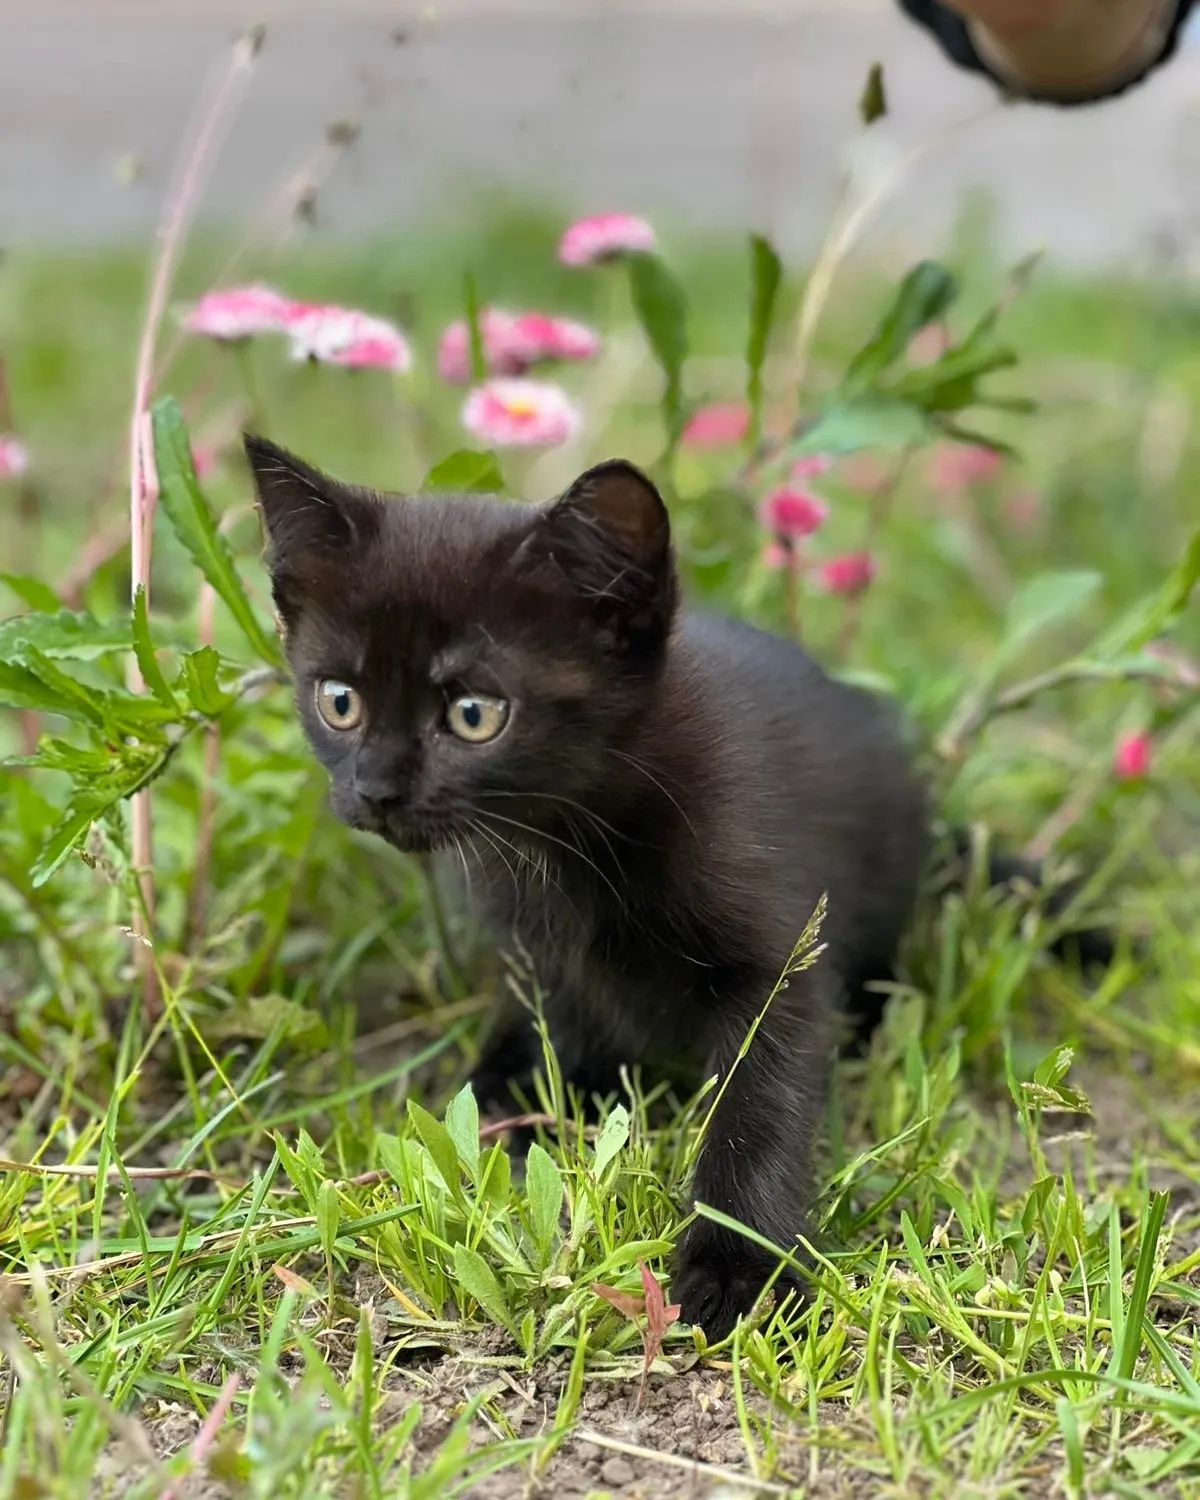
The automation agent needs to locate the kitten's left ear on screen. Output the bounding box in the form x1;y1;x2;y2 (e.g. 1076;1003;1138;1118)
520;459;676;661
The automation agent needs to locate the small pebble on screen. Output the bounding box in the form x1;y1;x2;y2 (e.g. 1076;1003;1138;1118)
600;1455;636;1486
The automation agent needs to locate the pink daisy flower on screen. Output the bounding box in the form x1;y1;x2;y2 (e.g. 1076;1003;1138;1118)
461;378;581;448
680;402;750;450
558;213;657;267
0;435;29;481
760;486;828;541
287;304;412;373
182;284;297;342
818;552;876;597
1113;731;1153;781
933;442;1003;492
438;309;601;384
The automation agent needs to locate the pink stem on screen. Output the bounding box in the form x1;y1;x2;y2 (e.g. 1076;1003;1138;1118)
125;33;261;1017
160;1372;241;1500
187;583;220;945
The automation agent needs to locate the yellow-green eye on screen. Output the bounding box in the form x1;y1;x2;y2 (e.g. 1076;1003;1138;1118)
446;694;508;744
315;678;364;731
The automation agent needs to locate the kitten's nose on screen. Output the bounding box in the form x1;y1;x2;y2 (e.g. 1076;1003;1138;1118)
353;769;409;807
353;741;414;808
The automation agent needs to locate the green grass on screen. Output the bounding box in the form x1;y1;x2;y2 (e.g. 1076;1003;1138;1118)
1;205;1199;1498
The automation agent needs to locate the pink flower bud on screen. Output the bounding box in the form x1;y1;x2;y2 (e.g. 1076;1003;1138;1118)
1113;732;1153;781
818;552;876;597
680;402;749;450
760;486;828;541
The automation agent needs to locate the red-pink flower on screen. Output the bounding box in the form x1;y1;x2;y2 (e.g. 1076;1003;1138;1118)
0;435;29;481
191;443;219;481
438;309;601;384
559;213;657;267
287;304;412;372
680;402;749;450
760;486;828;541
182;284;296;342
933;442;1003;492
818;552;876;597
1113;732;1153;781
791;454;834;481
461;378;581;448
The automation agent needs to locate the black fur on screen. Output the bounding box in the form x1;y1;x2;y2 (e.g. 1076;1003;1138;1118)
247;437;929;1339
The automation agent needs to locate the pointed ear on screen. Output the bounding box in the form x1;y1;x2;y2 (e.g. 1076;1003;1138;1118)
519;460;676;664
244;435;381;620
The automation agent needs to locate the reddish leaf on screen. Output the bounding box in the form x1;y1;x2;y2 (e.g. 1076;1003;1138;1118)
591;1282;645;1321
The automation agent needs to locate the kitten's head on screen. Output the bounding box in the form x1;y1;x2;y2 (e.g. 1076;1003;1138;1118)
246;436;676;852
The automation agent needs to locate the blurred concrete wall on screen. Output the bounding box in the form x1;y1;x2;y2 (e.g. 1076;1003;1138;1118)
2;0;1200;263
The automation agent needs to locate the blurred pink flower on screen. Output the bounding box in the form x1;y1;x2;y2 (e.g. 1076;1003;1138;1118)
908;322;950;368
559;212;657;267
191;443;219;480
182;284;296;341
0;435;29;480
462;378;581;448
680;402;749;449
438;309;601;384
791;454;834;481
762;540;793;571
1113;731;1153;781
288;304;412;372
818;552;876;597
760;486;828;541
933;442;1003;492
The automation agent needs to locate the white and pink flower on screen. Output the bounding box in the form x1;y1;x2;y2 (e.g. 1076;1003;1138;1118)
287;304;413;372
438;309;601;384
558;212;656;267
461;378;581;448
182;284;297;342
0;435;29;481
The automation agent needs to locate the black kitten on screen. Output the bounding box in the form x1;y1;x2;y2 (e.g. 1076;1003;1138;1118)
247;437;929;1339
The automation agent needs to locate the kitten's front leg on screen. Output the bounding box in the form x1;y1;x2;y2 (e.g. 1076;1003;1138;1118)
469;1000;626;1114
673;973;835;1340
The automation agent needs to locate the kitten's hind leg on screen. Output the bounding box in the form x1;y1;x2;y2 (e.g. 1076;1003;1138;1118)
673;971;836;1341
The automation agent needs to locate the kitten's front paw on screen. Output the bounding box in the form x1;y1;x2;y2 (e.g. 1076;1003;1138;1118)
672;1225;798;1342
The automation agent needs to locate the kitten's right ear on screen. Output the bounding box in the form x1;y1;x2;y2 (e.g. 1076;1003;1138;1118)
244;435;381;619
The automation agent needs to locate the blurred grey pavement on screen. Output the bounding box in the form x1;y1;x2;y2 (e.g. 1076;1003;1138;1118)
3;0;1200;262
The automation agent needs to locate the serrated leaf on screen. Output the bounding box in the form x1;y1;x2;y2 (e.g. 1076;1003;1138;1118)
858;61;887;125
999;571;1101;664
0;663;97;720
20;649;106;726
444;1084;480;1179
452;1243;515;1333
30;743;168;886
1096;524;1200;657
525;1142;564;1259
423;450;504;494
628;254;688;447
152;396;279;664
0;609;131;663
593;1104;630;1178
790;396;929;461
407;1099;464;1200
843;261;958;397
132;586;177;710
180;646;229;716
746;234;783;446
1;574;60;612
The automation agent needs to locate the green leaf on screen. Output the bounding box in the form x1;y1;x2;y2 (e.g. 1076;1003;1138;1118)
525;1142;564;1259
132;586;178;711
843;261;957;398
30;743;169;886
0;609;131;663
452;1243;515;1334
999;571;1102;664
628;254;688;447
423;450;504;494
1;574;60;612
407;1099;463;1200
444;1084;480;1179
0;662;99;720
1096;524;1200;657
317;1179;340;1262
152;396;279;664
745;234;782;447
858;61;887;125
463;271;487;384
593;1104;630;1178
478;1140;511;1211
790;396;928;461
19;649;107;727
180;646;229;716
